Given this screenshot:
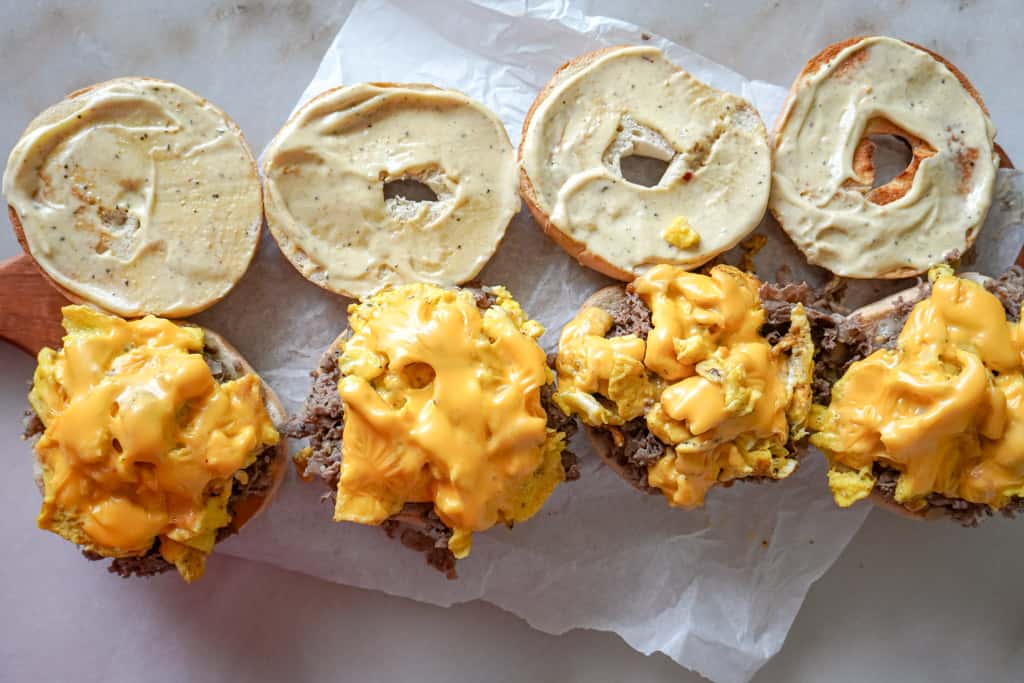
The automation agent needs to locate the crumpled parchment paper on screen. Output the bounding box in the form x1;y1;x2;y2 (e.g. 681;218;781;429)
193;2;1024;681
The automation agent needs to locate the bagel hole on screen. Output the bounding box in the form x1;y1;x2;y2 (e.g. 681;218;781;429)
869;135;914;190
383;179;438;203
619;155;670;188
401;362;436;389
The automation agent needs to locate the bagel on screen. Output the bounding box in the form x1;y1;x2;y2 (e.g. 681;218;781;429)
520;46;771;281
286;283;578;578
3;77;263;317
552;265;817;507
770;36;1001;279
262;83;520;299
24;306;288;581
810;266;1024;525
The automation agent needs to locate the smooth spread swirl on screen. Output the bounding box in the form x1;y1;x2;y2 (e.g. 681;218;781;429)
3;78;262;317
555;265;813;508
29;306;279;582
332;284;566;558
811;267;1024;510
771;37;998;278
521;46;770;278
262;84;520;299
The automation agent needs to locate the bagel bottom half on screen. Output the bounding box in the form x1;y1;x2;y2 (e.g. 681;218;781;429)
287;287;579;579
814;267;1024;525
564;274;833;504
23;323;289;579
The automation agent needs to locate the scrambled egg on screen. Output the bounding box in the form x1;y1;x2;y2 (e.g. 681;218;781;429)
331;283;567;558
811;266;1024;510
662;216;701;250
555;265;814;508
29;305;279;582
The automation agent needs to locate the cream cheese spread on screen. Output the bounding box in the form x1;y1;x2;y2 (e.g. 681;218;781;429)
771;36;998;278
3;77;263;317
520;46;771;278
262;84;520;299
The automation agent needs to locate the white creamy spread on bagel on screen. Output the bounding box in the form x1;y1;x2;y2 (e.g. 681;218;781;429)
771;36;998;278
520;46;770;279
3;77;263;317
262;83;520;299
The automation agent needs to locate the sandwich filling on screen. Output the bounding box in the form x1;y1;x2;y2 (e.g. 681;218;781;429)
812;267;1024;514
3;78;262;317
554;265;814;508
293;284;570;561
28;306;279;581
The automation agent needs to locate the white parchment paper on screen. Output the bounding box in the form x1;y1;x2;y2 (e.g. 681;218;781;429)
191;2;1024;681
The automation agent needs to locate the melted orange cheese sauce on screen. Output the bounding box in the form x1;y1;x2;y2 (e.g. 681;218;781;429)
333;284;566;558
555;265;813;508
812;267;1024;509
29;306;279;581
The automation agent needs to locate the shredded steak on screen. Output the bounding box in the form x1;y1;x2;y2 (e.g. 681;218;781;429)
759;280;847;404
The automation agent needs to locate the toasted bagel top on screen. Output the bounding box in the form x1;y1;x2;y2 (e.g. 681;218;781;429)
771;37;998;278
3;77;263;317
262;83;519;299
520;46;770;280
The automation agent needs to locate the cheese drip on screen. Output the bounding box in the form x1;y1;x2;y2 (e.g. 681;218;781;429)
811;267;1024;510
333;284;565;558
29;306;279;581
555;265;813;508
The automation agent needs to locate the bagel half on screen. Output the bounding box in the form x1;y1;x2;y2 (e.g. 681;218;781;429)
4;77;264;318
262;83;519;300
286;285;578;579
554;266;824;506
24;318;288;579
520;46;771;281
770;37;1008;279
812;267;1024;525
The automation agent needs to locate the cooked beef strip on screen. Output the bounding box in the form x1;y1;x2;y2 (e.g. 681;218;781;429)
984;265;1024;321
382;503;457;580
286;287;577;577
759;280;847;404
607;290;653;340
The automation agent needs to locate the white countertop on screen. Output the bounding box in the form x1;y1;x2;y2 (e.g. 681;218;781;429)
2;2;1022;681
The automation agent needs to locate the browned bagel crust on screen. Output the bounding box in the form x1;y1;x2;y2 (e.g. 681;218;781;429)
769;37;1009;280
518;46;651;283
7;77;264;318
